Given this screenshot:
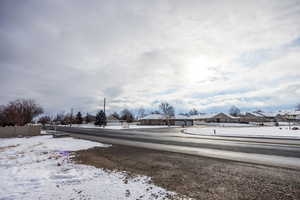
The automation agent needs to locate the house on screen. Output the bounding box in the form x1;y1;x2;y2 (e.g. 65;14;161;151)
139;114;193;126
258;111;279;122
139;114;166;125
210;113;240;123
190;112;241;123
283;111;300;121
240;112;266;123
83;114;96;123
106;115;121;126
171;115;193;126
190;113;217;123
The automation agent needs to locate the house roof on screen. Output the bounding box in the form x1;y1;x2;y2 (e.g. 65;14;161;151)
107;115;119;121
140;114;165;120
224;113;240;119
174;114;190;120
214;112;240;119
257;111;279;117
189;113;217;120
140;114;192;120
246;112;265;117
286;110;300;115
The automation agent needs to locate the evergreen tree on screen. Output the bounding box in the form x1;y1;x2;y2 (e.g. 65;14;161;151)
95;110;107;126
76;111;83;124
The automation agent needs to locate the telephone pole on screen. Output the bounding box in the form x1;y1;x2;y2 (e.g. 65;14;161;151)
104;98;106;115
103;98;106;127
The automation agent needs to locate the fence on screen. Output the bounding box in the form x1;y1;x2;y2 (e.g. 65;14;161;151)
0;125;41;138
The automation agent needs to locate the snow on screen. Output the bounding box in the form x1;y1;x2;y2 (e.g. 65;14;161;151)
70;123;179;129
0;136;174;200
185;126;300;139
189;113;217;120
140;114;165;120
174;114;190;120
193;122;255;127
140;114;191;120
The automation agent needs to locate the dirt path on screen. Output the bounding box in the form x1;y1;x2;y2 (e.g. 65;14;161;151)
73;145;300;200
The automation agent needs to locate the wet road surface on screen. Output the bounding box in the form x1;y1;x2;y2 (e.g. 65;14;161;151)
51;126;300;170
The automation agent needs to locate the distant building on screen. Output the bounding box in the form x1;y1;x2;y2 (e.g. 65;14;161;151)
240;112;266;123
172;115;193;126
140;110;300;126
281;110;300;121
106;115;121;126
210;113;240;123
190;113;217;123
139;114;166;125
139;114;193;126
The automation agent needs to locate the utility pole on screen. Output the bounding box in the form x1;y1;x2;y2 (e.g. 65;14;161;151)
103;98;106;128
104;98;106;115
288;115;292;130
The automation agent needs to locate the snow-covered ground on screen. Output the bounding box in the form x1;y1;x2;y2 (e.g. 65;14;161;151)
68;123;178;130
0;136;174;200
185;126;300;139
193;122;299;127
193;122;255;127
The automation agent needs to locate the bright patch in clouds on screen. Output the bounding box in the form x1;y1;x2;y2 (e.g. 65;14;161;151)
0;0;300;114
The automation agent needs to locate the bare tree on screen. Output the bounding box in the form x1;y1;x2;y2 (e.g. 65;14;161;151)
53;112;65;125
3;99;43;126
159;102;175;117
120;109;134;123
137;107;146;119
189;108;198;116
0;105;8;126
229;105;241;117
111;112;120;120
159;102;175;126
38;115;52;126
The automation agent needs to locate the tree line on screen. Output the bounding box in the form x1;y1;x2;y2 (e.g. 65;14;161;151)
0;99;43;127
38;108;136;127
1;98;299;127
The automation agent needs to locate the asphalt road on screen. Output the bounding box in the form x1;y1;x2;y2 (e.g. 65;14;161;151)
51;126;300;170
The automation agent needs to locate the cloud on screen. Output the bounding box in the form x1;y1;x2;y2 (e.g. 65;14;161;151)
0;0;300;114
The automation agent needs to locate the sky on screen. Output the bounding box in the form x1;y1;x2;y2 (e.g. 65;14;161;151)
0;0;300;115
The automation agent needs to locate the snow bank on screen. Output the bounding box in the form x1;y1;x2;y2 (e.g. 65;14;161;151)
185;126;300;139
0;136;174;200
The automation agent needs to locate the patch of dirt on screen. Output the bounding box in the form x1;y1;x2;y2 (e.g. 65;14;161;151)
73;145;300;200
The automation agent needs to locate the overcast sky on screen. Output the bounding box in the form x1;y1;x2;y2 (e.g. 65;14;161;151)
1;0;300;115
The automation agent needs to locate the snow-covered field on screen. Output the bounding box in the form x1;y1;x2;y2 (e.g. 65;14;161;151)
185;126;300;139
193;122;255;127
193;122;299;127
69;123;178;130
0;136;174;200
